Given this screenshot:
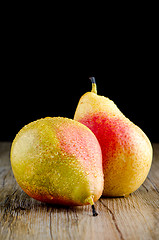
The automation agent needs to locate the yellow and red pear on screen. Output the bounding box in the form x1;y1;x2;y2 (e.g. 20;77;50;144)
11;117;103;211
74;78;153;197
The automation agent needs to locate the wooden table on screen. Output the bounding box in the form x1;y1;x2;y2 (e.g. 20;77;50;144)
0;142;159;240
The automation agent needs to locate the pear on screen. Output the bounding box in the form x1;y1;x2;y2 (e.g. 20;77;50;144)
11;117;103;213
74;78;153;197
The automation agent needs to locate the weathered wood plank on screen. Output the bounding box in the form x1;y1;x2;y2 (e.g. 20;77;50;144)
0;142;159;240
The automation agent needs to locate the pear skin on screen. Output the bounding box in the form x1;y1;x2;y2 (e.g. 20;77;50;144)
11;117;104;206
74;78;153;197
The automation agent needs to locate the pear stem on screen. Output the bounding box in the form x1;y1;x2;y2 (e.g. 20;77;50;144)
84;195;98;216
89;77;97;94
92;205;98;217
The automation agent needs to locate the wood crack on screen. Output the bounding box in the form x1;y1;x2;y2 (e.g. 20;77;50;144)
99;199;125;240
142;183;149;192
147;176;159;194
4;189;18;206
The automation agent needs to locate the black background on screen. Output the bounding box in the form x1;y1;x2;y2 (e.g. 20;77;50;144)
1;7;158;143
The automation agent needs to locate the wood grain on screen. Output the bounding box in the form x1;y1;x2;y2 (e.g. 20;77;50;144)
0;142;159;240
